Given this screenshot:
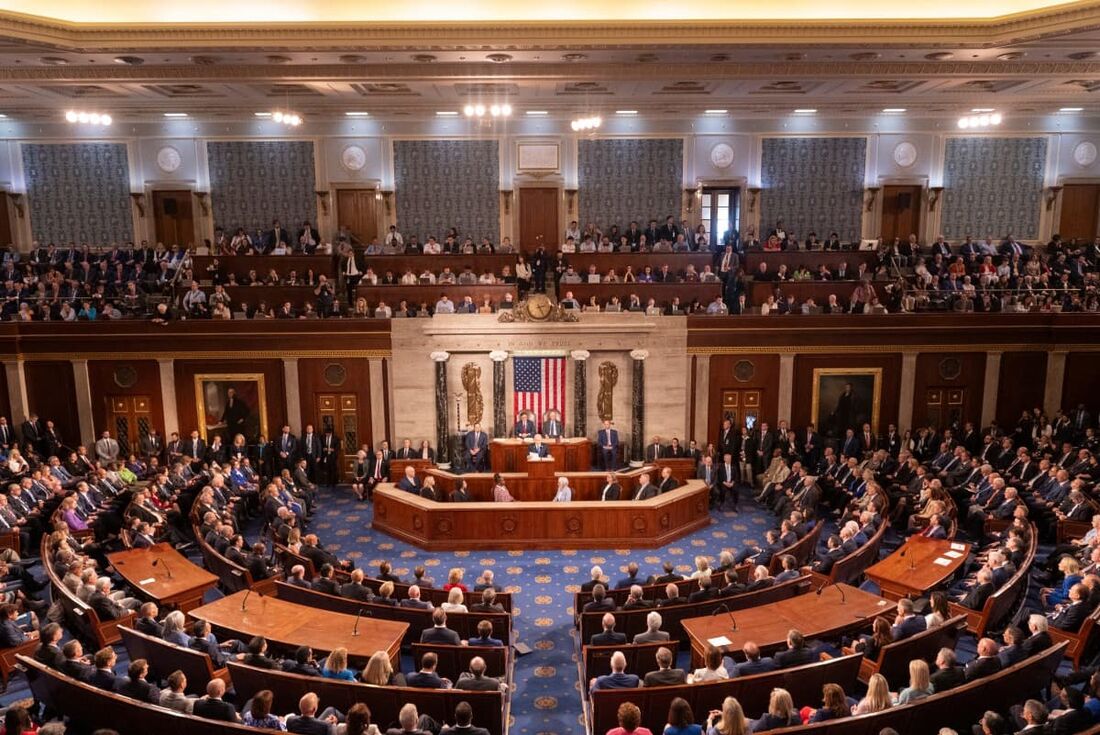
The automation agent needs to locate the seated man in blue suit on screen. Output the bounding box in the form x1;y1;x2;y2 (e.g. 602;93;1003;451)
890;598;927;641
465;424;489;471
397;465;420;494
726;641;778;677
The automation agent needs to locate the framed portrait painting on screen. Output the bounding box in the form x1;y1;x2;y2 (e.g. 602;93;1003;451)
194;373;268;443
811;368;882;439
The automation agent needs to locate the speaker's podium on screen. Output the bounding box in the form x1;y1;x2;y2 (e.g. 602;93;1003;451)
526;455;556;481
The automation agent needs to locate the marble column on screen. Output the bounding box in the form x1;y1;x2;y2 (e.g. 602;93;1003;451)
1044;351;1067;417
630;350;648;466
898;352;918;432
981;352;1002;429
777;354;795;425
571;350;590;438
692;354;710;443
72;360;95;446
2;359;29;426
431;351;451;466
157;359;179;438
490;351;509;438
368;357;388;445
282;358;302;434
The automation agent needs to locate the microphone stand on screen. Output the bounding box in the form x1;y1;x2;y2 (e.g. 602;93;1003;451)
241;589;251;611
152;558;173;579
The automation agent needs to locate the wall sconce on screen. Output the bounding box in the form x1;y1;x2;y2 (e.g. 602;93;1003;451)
500;190;513;215
864;187;881;212
315;190;330;216
746;187;762;213
6;193;24;219
193;191;210;217
564;188;578;216
129;193;146;217
381;190;394;217
927;186;944;211
1045;185;1063;211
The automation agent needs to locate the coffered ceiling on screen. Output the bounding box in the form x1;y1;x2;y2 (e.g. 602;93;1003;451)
0;3;1099;122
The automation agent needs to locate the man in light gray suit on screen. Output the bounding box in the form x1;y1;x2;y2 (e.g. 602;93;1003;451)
632;611;671;644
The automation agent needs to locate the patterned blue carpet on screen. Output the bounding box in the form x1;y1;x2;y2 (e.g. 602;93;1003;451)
302;489;772;735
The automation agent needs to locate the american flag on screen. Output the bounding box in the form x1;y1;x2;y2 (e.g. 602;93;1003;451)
513;356;565;429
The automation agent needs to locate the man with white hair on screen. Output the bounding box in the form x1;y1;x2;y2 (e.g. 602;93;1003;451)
286;564;311;588
633;611;670;644
589;650;641;692
1021;613;1052;657
581;565;605;593
390;702;435;735
400;585;433;610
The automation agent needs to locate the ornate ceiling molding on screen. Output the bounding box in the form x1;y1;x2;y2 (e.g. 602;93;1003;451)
2;2;1100;50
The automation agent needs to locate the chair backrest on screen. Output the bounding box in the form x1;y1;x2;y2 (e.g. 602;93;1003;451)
226;660;504;735
274;581;512;644
590;652;864;735
583;640;678;685
769;521;824;575
410;642;508;681
872;615;966;688
828;519;888;585
575;577;698;612
951;522;1037;637
118;625;218;694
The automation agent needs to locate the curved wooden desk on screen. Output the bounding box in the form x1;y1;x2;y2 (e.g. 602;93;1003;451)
372;479;711;550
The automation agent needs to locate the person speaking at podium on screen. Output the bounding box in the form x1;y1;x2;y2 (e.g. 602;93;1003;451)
528;435;551;459
553;476;573;502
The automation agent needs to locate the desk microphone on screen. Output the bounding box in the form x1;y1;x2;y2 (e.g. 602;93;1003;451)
898;546;916;571
353;608;371;636
711;603;738;632
151;558;173;579
241;589;251;611
816;579;847;604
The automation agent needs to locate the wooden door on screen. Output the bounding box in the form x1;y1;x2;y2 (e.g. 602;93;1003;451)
151;190;194;247
921;387;965;430
879;185;923;244
106;395;153;456
336;189;379;245
1058;184;1100;242
720;389;762;432
519;187;560;252
315;393;361;480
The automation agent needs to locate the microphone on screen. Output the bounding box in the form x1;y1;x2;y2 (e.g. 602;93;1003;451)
352;608;371;636
816;580;847;604
711;603;738;632
151;558;173;579
241;589;251;611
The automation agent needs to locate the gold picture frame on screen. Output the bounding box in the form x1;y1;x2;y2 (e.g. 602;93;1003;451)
811;367;882;438
194;373;268;442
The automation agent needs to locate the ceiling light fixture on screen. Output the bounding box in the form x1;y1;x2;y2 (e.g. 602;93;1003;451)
65;110;112;126
163;112;188;118
436;111;459;116
882;108;906;113
794;108;817;114
957;112;1002;129
571;115;602;131
615;110;638;115
704;109;728;115
463;103;511;118
1060;107;1084;112
345;111;370;117
525;110;548;116
269;110;302;127
971;107;995;112
254;112;272;118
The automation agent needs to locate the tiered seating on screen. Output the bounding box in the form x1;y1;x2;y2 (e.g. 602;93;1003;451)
846;614;966;686
582;640;675;686
948;523;1038;637
193;525;281;596
118;625;228;695
41;538;135;648
808;518;888;587
411;642;508;681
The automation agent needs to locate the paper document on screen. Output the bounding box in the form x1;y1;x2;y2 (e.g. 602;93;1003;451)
950;543;966;551
933;557;952;566
138;577;156;585
944;551;964;559
707;636;732;647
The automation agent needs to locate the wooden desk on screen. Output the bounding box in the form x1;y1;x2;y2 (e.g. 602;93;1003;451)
566;282;721;308
189;590;406;668
489;437;592;473
423;465;671;502
372;480;711;550
107;543;218;613
743;250;880;272
864;537;971;601
680;584;891;667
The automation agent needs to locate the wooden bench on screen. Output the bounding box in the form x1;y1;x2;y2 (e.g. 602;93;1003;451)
590;652;864;735
193;527;281;596
769;521;825;575
411;642;508;682
846;614;966;687
19;654;262;735
226;660;505;735
575;578;700;614
577;576;812;647
1049;607;1100;670
765;643;1067;734
0;638;39;691
583;640;677;688
949;522;1038;638
564;282;721;309
273;543;514;612
41;538;135;649
809;516;889;588
274;581;512;645
118;625;227;694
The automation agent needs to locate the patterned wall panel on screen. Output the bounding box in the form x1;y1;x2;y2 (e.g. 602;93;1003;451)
940;137;1048;240
393;140;500;240
207;141;317;234
578;138;684;229
760;137;867;242
22;143;134;244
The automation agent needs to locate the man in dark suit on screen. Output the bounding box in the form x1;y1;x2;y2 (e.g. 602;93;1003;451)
773;630;816;668
193;678;239;722
528;435;550;458
512;412;535;439
731;642;779;677
60;640;94;682
397;466;420;494
298;424;321;479
643;646;687;687
657;215;679;244
1050;586;1090;630
1021;614;1054;656
114;659;160;703
657;467;679;495
716;453;739;511
276;426;298;471
958;568;996;610
88;647;118;691
543;414;564;439
400;585;434;610
88;579;126;621
20;413;44;455
264;219;291;251
656;583;687;608
465;424;488;471
929;648;966;692
0;416;12;453
134;602;164;638
598;420;619;471
590;613;626;646
313;564;341;596
339;569;375;602
421;609;462;645
184;429;206;464
406;652;448;689
890;598;927;641
455;658;503;693
633;473;658;501
697;456;718;507
812;535;846;574
582;585;616;613
964;637;1003;681
645;436;665;463
139;429;163;460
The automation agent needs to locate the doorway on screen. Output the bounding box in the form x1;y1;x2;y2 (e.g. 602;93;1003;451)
1058;184;1100;242
518;187;560;251
106;395;154;456
152;190;195;247
700;188;740;249
315;393;362;480
336;189;379;245
879;185;923;244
